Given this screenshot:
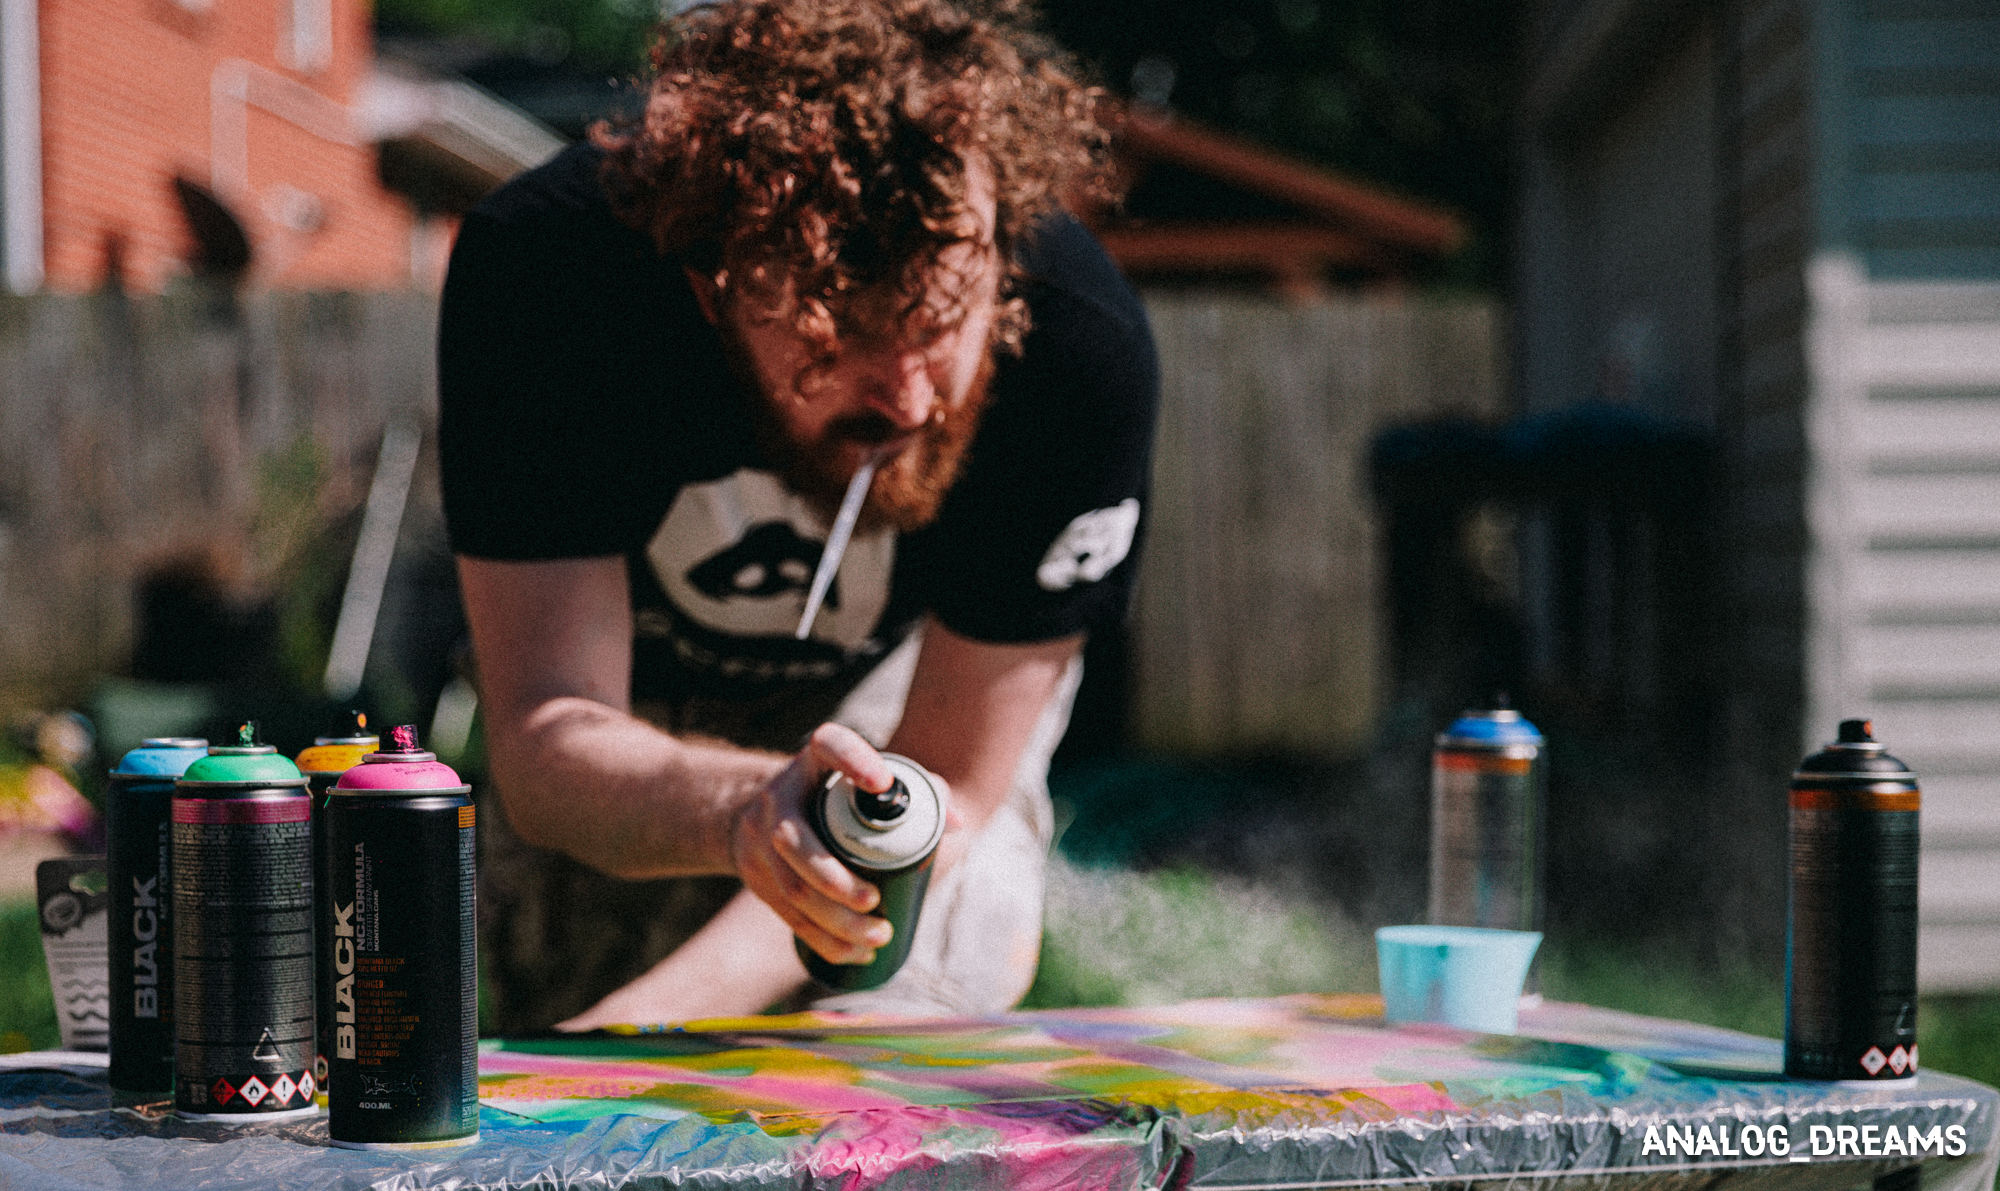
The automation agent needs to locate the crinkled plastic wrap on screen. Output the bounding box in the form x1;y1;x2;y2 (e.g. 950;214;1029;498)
0;998;1993;1190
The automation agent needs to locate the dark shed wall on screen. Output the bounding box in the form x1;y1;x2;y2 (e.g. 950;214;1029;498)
1512;0;1818;957
1713;0;1818;954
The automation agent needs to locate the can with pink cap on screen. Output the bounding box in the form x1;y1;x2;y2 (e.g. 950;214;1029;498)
322;724;478;1149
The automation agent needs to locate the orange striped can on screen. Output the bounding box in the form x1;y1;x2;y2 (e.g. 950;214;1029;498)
1785;719;1920;1082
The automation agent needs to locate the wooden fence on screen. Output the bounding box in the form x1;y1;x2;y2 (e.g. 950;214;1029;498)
0;287;1503;761
1132;293;1504;757
0;287;437;706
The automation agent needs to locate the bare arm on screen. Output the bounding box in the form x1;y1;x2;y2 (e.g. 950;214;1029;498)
557;615;1082;1028
458;554;888;966
889;618;1083;841
457;554;769;878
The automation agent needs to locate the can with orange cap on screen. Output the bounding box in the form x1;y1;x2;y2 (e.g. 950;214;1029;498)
297;711;378;1101
1785;719;1921;1082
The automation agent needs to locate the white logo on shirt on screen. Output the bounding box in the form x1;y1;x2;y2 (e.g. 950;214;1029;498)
1035;499;1140;592
649;469;894;649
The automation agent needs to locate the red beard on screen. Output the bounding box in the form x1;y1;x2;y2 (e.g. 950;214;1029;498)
726;327;993;534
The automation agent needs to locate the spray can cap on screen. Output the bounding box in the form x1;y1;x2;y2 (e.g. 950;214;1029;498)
818;756;945;871
314;709;378;747
111;737;209;778
1437;705;1544;750
180;723;307;785
1794;719;1917;783
852;778;911;825
335;725;469;792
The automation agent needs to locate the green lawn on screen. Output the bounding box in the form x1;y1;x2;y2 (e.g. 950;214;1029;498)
0;900;59;1052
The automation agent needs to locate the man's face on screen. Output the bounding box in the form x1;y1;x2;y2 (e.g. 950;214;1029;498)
706;164;1002;531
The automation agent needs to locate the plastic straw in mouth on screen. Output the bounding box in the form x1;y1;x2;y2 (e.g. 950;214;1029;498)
795;451;882;640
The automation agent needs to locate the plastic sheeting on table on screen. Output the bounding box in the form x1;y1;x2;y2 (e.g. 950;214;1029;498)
0;996;1993;1191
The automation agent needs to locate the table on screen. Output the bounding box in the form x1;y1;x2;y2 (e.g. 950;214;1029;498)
1;996;1994;1190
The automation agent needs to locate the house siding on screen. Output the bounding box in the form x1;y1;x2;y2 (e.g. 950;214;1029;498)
1801;0;2000;990
1833;0;2000;279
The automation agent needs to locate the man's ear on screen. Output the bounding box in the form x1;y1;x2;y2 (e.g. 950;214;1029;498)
684;266;722;325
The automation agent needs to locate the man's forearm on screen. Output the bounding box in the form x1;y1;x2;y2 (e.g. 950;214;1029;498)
490;694;787;880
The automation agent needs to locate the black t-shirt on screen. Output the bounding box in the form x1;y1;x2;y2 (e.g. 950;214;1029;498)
439;143;1158;710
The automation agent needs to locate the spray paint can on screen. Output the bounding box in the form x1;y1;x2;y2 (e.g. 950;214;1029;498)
797;753;947;992
297;711;377;1101
105;737;207;1101
324;725;478;1149
172;723;317;1121
1786;719;1920;1082
1429;706;1544;932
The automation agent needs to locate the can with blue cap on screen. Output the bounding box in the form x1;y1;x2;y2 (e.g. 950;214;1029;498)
106;736;208;1100
1429;704;1544;933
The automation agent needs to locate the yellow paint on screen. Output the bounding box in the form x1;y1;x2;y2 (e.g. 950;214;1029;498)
297;742;376;775
647;1047;864;1083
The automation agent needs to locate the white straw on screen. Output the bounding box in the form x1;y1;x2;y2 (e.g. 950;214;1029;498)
795;452;881;639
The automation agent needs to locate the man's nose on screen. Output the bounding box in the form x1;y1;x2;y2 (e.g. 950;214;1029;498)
861;349;937;431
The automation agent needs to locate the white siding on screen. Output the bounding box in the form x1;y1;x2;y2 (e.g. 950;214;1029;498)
1808;255;2000;992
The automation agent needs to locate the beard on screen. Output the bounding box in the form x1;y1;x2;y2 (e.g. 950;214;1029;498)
721;321;993;534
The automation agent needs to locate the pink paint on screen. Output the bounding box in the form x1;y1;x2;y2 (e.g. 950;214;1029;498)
171;797;308;824
480;1052;910;1115
334;724;469;791
1360;1082;1459;1113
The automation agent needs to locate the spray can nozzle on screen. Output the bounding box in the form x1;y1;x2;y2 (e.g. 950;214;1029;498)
851;777;910;827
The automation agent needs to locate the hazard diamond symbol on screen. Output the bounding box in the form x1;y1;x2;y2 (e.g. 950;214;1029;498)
211;1077;237;1105
271;1074;297;1105
1860;1047;1888;1075
239;1076;269;1106
1888;1046;1910;1075
299;1070;316;1099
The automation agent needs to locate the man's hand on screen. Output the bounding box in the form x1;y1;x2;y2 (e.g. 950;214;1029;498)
731;722;924;965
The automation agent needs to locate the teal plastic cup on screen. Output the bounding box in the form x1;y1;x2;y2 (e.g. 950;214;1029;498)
1376;925;1543;1034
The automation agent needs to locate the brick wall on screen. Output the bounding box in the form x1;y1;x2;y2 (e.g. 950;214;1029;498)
37;0;415;292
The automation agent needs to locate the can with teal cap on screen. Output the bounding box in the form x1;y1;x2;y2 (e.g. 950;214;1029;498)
172;722;317;1121
324;724;478;1149
1429;704;1545;933
798;753;947;992
298;710;378;1100
107;736;207;1100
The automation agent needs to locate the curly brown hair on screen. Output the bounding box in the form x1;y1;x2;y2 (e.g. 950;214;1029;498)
594;0;1113;363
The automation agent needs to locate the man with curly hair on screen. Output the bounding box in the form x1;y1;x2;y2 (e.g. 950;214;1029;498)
439;0;1157;1028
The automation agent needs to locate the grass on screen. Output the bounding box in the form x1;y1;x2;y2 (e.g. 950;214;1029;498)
1025;866;2000;1092
0;900;59;1052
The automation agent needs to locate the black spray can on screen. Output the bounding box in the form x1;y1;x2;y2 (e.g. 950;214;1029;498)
1786;719;1920;1082
325;725;478;1149
106;737;207;1101
297;711;377;1102
798;753;947;992
173;723;317;1120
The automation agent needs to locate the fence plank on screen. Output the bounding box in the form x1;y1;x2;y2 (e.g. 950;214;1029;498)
1;285;1502;765
1131;292;1504;758
0;288;439;704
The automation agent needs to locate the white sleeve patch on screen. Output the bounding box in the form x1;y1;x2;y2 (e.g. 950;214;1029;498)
1035;498;1141;592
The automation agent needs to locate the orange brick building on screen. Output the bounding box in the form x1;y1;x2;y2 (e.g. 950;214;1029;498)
5;0;442;292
